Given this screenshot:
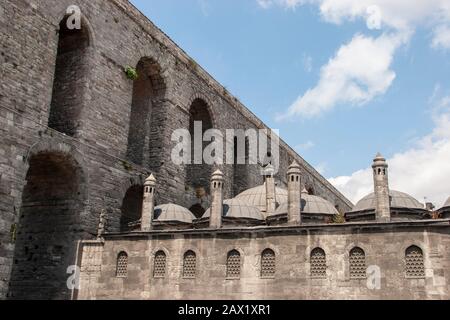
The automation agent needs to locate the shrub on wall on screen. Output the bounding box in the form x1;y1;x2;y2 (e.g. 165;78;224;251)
124;66;139;80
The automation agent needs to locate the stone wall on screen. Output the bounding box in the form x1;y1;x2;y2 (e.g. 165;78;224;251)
0;0;351;299
78;221;450;300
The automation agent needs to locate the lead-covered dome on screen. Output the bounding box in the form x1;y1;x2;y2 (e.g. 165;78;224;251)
272;190;339;216
352;190;424;212
235;183;288;212
203;199;265;221
154;204;196;224
443;197;450;209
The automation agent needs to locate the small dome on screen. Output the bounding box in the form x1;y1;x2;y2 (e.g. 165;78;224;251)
273;191;339;216
235;183;288;212
144;174;157;185
443;197;450;209
352;190;424;212
287;161;301;175
203;199;265;220
154;204;196;224
211;169;224;178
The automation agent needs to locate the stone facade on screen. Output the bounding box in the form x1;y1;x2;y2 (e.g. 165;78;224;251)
0;0;351;299
77;221;450;300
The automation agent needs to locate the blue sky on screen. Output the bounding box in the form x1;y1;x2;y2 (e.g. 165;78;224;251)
130;0;450;206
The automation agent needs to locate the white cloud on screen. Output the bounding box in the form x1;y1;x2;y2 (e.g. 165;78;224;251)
315;162;328;175
198;0;211;17
295;140;315;151
366;5;382;30
277;33;403;119
432;25;450;49
257;0;274;9
265;0;450;118
302;54;313;72
258;0;450;33
328;93;450;208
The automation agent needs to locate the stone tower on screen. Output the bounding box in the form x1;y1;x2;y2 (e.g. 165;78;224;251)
372;153;391;221
287;161;302;225
264;164;276;215
210;169;224;229
141;174;157;231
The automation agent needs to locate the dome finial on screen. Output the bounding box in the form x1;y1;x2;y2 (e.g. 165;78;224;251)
145;174;157;186
211;169;224;180
374;153;386;162
287;161;301;175
263;163;275;177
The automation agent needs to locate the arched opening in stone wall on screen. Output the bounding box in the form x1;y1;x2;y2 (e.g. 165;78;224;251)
189;203;206;219
48;16;90;137
233;136;250;196
9;152;86;300
120;185;144;232
126;57;166;166
186;98;213;218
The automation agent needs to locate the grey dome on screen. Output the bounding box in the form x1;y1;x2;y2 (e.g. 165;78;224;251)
352;190;424;212
203;199;265;221
235;183;288;212
154;204;196;224
443;197;450;209
273;192;339;216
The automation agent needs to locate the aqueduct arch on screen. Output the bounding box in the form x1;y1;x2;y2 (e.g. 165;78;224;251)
185;98;214;218
9;151;87;300
48;15;91;137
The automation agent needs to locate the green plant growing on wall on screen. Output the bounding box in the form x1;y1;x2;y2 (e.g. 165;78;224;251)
124;66;139;80
121;160;133;172
10;223;17;242
188;57;198;71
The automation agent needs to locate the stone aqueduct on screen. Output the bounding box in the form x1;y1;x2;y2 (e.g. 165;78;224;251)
0;0;351;299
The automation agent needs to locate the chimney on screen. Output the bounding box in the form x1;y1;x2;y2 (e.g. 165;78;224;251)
372;153;390;222
210;169;224;229
264;164;276;214
287;161;302;225
141;174;156;231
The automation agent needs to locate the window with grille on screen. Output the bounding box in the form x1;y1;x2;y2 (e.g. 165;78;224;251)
405;246;425;278
116;251;128;278
153;251;167;278
226;250;241;279
261;249;275;278
310;248;326;279
183;250;196;278
349;247;366;279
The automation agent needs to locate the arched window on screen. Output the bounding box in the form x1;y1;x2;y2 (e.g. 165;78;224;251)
49;15;90;136
307;187;315;195
189;203;206;219
261;249;275;278
405;246;425;278
183;250;197;278
310;248;326;279
153;251;167;278
226;250;241;279
349;247;366;279
116;252;128;277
